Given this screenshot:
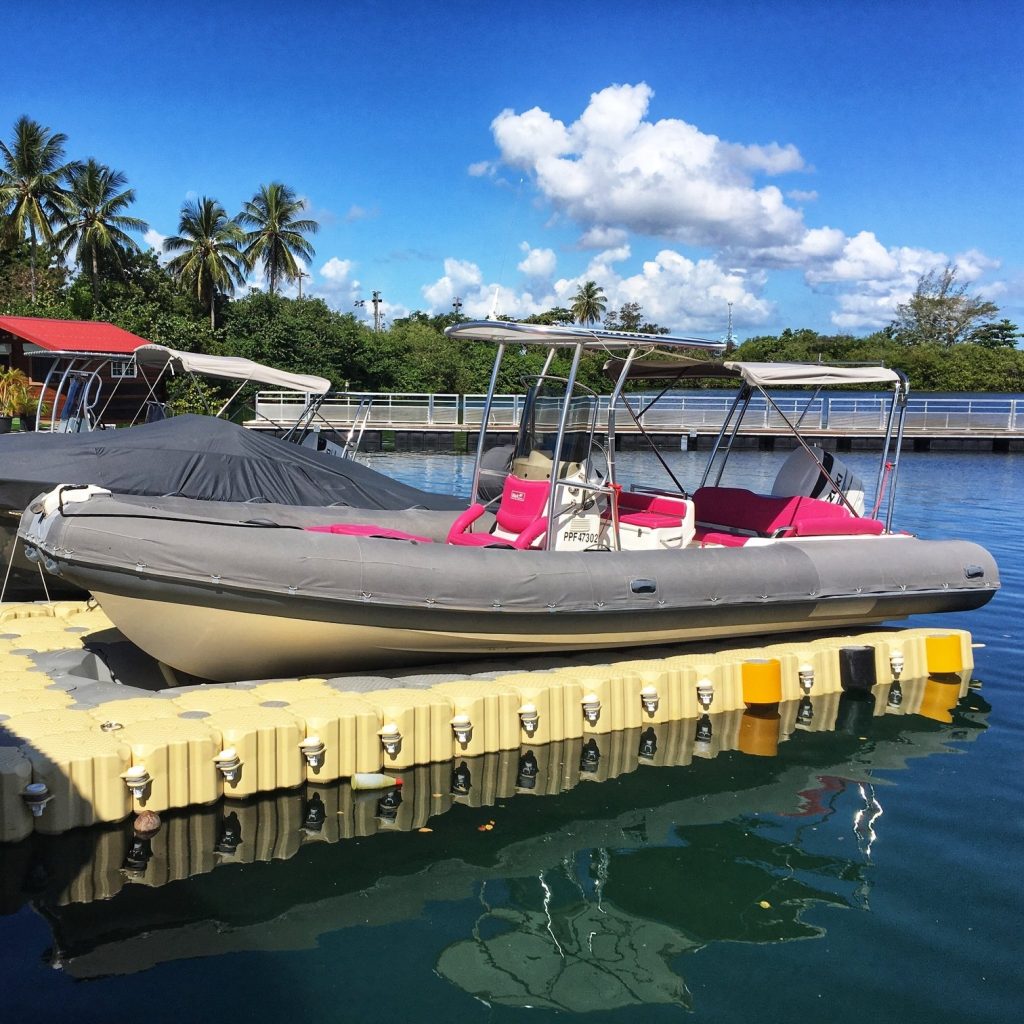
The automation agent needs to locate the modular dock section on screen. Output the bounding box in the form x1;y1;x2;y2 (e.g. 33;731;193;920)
1;601;974;842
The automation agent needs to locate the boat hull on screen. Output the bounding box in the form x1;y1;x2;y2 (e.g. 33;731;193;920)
89;586;984;681
19;493;999;681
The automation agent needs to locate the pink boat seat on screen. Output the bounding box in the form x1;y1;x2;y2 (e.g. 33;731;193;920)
693;530;751;547
605;491;690;530
447;474;550;549
691;486;884;544
619;510;683;529
306;523;433;543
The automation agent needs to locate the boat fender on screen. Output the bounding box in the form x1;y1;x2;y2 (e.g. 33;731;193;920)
838;646;876;692
926;633;964;674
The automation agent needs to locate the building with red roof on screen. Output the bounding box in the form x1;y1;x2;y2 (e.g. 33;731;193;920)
0;316;153;428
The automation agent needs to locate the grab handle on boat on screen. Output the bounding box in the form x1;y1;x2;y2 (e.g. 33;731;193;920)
630;578;657;595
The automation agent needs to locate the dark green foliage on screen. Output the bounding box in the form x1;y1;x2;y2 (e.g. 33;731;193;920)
238;182;318;296
522;307;573;326
165;374;222;416
222;292;366;388
0;239;68;308
570;281;607;324
604;301;669;335
732;330;1024;392
890;264;999;346
970;318;1021;349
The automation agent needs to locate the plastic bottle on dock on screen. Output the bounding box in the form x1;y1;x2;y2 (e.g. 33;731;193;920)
350;772;403;791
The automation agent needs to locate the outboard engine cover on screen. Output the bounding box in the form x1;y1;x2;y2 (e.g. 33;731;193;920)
771;445;865;514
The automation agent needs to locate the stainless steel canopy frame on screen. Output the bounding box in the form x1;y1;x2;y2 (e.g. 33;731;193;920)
697;369;909;532
447;321;911;541
447;321;727;550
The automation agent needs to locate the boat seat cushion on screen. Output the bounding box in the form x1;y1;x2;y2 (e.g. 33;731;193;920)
692;529;751;547
306;523;434;543
448;474;550;548
619;510;683;529
610;491;690;529
692;486;884;538
494;475;550;534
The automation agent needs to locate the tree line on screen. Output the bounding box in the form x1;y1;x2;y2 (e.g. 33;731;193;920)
0;116;317;328
3;114;1023;408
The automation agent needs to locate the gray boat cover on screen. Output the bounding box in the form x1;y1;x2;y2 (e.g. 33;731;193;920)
0;415;463;512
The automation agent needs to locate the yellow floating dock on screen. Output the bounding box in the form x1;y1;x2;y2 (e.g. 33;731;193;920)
1;601;974;842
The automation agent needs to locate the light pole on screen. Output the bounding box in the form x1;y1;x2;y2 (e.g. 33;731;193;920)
452;296;463;319
296;269;309;300
371;290;383;334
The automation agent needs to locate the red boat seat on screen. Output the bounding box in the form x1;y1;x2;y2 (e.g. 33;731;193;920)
694;530;751;547
305;523;434;543
447;474;550;549
691;486;884;545
607;491;690;530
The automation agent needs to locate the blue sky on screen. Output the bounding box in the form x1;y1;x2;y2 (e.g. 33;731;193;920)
3;0;1021;339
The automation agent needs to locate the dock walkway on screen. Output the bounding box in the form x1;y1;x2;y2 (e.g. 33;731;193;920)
250;391;1024;451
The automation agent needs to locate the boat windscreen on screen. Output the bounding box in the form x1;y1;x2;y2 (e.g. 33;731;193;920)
515;381;597;471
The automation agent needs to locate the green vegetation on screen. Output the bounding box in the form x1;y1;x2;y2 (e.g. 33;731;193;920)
0;116;79;302
891;265;1001;347
164;197;248;329
54;158;147;303
2;114;1022;398
239;182;318;297
0;366;32;417
571;280;607;324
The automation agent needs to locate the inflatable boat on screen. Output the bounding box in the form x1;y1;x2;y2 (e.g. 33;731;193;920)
0;342;460;598
17;322;1000;681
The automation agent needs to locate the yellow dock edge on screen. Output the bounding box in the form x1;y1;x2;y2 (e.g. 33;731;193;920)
1;601;975;841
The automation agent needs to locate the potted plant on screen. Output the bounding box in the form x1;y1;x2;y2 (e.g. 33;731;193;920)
20;394;51;431
0;368;32;434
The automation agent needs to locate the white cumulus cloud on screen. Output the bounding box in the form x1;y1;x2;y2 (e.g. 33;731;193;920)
490;82;808;250
517;243;557;280
320;257;355;283
477;83;1009;333
578;226;629;250
421;246;772;334
313;256;362;310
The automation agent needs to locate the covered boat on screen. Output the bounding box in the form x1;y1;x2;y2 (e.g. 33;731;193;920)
1;344;460;596
17;322;999;680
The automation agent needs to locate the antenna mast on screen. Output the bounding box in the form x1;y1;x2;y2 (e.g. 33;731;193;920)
725;301;736;351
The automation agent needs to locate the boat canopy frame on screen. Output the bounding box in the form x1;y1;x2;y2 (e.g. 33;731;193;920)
447;320;725;549
448;320;909;543
30;344;332;433
605;354;910;532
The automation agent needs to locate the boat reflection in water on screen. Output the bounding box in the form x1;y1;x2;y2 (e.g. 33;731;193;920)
0;679;989;1012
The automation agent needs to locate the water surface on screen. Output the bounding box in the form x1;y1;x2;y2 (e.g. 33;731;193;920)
1;448;1020;1023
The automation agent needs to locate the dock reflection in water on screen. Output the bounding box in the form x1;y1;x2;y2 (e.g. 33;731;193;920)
0;681;989;1013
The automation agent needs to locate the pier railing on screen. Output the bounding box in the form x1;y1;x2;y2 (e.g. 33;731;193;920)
253;390;1024;435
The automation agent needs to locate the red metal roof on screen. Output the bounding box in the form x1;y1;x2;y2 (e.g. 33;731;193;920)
0;315;150;354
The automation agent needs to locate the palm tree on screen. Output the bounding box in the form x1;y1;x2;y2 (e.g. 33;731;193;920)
164;197;247;328
238;182;318;296
0;116;80;302
54;159;147;303
570;280;608;325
